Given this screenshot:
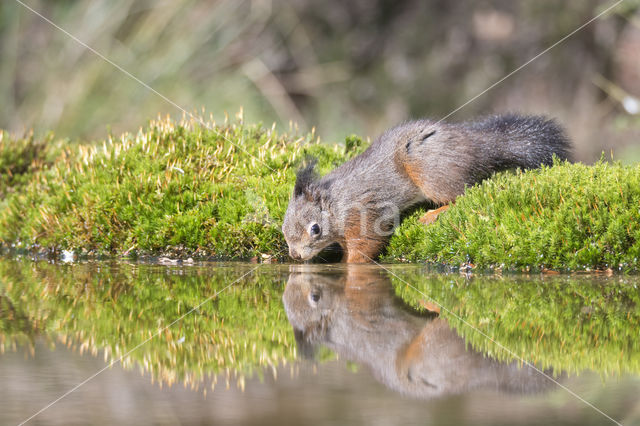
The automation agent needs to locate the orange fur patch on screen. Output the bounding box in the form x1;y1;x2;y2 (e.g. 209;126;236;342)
419;204;450;225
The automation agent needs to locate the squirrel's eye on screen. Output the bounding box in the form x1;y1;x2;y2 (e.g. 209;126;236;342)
309;223;321;236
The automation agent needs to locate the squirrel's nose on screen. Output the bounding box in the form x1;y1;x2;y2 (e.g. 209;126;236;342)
289;248;302;260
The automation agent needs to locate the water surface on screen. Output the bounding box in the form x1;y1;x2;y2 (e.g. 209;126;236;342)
0;259;638;425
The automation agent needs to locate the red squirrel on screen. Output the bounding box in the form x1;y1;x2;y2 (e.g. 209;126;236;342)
282;114;572;262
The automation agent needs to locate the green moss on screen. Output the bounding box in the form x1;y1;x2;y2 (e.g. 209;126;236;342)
391;271;640;376
385;160;640;271
0;131;62;199
0;117;354;259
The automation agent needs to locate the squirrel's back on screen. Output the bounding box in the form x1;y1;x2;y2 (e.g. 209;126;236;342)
392;114;571;204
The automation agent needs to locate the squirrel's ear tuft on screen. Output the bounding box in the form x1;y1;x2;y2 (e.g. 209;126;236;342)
294;158;318;198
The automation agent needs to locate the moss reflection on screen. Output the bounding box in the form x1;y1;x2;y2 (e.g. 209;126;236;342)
0;259;295;389
392;270;640;376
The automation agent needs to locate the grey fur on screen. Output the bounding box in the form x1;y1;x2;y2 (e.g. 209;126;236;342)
282;114;572;262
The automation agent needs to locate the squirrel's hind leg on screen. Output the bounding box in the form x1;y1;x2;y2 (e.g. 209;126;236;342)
402;150;465;205
419;204;451;225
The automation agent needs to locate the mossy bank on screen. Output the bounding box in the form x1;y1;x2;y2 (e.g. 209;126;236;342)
1;117;640;270
384;159;640;271
0;116;365;260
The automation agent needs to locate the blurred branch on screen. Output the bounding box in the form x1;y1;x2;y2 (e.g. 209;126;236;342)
242;58;307;128
593;73;640;115
282;62;350;95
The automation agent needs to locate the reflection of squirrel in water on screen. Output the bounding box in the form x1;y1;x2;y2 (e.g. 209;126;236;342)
283;265;554;399
282;115;571;262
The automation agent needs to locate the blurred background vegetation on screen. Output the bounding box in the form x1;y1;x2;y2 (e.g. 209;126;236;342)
1;0;640;162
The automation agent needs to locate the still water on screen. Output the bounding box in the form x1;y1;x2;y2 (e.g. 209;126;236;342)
0;259;638;425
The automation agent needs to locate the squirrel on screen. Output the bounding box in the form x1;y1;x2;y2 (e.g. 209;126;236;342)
282;114;572;263
283;265;554;397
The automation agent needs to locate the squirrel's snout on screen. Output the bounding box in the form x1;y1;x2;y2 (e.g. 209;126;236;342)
289;248;302;260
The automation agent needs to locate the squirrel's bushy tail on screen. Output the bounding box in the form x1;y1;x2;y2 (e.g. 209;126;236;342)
470;114;572;170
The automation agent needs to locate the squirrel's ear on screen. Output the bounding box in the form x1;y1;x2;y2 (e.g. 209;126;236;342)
418;127;436;141
294;158;318;198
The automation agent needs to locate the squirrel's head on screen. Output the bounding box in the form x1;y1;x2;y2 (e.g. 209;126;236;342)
283;268;344;358
282;160;335;261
